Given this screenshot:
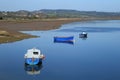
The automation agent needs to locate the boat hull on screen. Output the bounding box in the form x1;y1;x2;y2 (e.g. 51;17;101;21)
54;36;74;42
25;58;42;65
80;34;87;38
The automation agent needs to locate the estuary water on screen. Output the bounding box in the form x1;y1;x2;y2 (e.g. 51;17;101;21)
0;20;120;80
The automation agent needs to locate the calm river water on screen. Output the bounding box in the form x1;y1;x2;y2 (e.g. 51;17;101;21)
0;20;120;80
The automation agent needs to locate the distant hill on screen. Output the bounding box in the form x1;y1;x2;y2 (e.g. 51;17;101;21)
40;9;120;18
0;9;120;20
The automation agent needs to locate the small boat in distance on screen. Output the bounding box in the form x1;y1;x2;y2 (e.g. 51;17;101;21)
54;36;74;42
24;48;45;65
79;32;87;38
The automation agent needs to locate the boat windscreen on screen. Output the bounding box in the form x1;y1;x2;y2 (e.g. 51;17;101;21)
33;52;38;55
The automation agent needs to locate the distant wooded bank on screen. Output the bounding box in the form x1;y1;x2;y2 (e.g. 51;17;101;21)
0;9;120;20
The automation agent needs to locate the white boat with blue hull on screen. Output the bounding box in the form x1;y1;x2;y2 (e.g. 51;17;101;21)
24;48;44;65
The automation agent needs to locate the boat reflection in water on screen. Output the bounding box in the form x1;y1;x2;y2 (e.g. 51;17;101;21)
24;63;43;75
54;40;74;45
80;36;87;40
54;36;74;45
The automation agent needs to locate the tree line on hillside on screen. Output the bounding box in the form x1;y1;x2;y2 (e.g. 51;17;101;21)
0;9;120;20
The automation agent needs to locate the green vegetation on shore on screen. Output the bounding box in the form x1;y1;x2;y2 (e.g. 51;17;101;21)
1;9;120;20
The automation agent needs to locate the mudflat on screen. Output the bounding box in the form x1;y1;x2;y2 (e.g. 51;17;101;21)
0;18;82;44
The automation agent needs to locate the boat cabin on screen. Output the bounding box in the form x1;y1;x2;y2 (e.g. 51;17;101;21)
24;48;41;58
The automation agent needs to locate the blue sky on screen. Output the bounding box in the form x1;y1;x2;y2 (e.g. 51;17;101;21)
0;0;120;12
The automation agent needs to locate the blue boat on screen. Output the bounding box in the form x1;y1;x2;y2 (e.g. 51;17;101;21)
24;48;45;65
54;36;74;42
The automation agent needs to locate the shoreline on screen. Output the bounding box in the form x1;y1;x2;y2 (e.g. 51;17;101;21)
0;18;85;44
0;18;120;44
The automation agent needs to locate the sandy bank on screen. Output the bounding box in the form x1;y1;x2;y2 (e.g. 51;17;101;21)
0;18;83;44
